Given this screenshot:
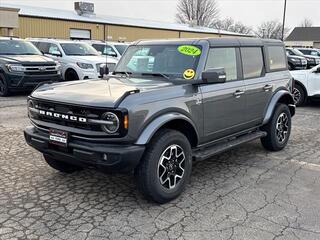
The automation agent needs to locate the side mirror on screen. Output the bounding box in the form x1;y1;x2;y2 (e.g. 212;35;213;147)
99;64;109;78
107;52;118;58
51;50;62;57
202;68;226;84
313;66;320;73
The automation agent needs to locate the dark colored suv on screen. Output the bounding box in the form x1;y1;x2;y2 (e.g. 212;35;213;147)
286;47;320;69
24;38;295;203
0;37;61;96
286;50;307;70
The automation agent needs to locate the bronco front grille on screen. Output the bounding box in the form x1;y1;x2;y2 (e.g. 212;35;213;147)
30;100;107;132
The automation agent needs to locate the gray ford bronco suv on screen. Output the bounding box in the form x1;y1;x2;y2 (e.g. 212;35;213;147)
24;38;295;203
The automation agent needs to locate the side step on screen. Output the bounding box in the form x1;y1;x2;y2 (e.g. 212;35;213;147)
193;131;267;162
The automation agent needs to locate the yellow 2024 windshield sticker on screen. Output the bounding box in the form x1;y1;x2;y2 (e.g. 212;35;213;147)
178;45;201;56
183;69;195;79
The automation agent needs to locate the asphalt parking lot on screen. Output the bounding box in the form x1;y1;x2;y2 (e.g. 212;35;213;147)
1;95;320;240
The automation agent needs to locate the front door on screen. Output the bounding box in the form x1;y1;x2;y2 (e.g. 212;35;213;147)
200;47;247;142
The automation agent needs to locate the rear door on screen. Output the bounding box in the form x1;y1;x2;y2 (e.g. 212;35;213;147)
241;47;272;126
200;47;247;141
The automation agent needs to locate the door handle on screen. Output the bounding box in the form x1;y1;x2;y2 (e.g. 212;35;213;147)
234;90;245;98
263;84;273;91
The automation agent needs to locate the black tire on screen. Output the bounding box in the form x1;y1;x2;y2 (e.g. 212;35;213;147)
65;69;79;81
135;129;192;203
0;75;10;97
288;63;294;71
293;84;306;107
261;104;292;151
43;154;82;173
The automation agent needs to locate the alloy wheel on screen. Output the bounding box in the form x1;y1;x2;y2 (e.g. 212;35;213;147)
276;113;289;143
157;144;185;190
293;87;301;105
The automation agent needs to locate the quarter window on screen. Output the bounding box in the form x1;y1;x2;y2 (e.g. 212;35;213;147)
205;48;238;81
241;47;264;79
268;46;287;71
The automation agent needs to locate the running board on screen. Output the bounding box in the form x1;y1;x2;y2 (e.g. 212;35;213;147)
193;131;267;161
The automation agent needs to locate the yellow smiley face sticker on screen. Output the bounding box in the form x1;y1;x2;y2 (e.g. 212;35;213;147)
183;69;195;80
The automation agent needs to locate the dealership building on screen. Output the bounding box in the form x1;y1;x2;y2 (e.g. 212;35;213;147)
0;2;247;41
285;27;320;48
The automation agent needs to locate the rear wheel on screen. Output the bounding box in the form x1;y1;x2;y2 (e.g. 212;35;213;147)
135;129;192;203
65;69;79;81
261;104;292;151
293;84;306;107
0;75;10;97
43;154;82;173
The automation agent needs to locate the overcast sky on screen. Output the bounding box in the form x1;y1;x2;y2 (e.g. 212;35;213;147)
2;0;320;29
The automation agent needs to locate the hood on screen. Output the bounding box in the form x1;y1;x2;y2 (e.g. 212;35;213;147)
303;55;320;59
71;55;118;64
288;55;306;60
31;77;172;108
0;54;56;65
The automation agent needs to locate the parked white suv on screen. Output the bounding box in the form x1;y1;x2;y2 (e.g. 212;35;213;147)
291;65;320;106
29;39;117;81
86;41;129;61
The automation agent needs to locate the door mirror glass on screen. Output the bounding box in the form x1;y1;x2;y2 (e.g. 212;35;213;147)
51;50;62;57
202;68;226;84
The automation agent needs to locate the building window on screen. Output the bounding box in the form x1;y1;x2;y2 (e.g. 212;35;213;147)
241;47;264;79
69;29;91;40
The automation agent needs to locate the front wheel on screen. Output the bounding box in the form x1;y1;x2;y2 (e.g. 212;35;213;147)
135;129;192;203
293;84;306;107
261;104;292;151
0;75;10;97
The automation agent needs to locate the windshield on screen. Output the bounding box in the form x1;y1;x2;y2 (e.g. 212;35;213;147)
0;40;42;55
115;45;202;80
60;43;99;56
114;44;128;55
292;49;305;56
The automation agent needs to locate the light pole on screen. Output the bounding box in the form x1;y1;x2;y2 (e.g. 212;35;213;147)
281;0;287;41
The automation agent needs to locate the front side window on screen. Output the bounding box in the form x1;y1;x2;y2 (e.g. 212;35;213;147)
268;46;287;71
114;45;128;55
0;40;41;55
115;44;202;80
241;47;264;79
48;44;61;55
60;43;99;56
205;48;238;81
92;44;117;56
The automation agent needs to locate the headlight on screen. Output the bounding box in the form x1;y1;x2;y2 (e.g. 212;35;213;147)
101;112;120;134
77;62;94;69
6;64;25;72
291;58;297;62
27;100;35;118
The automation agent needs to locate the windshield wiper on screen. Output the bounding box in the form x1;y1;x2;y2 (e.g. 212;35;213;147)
113;71;133;78
140;72;171;80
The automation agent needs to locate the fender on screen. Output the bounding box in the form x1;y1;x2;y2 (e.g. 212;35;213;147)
135;113;199;145
262;90;295;125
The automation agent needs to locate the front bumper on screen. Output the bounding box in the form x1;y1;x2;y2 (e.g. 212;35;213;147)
24;126;145;172
5;72;61;90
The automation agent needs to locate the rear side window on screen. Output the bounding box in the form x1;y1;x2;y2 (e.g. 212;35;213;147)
241;47;264;79
268;46;287;71
205;48;238;81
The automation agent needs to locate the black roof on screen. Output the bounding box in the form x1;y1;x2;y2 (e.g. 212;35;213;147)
286;27;320;41
136;37;283;47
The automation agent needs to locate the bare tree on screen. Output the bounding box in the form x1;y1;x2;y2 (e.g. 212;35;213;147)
255;20;289;40
212;17;252;34
299;18;313;27
176;0;219;27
